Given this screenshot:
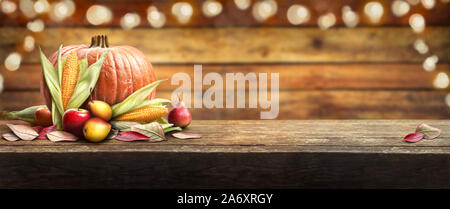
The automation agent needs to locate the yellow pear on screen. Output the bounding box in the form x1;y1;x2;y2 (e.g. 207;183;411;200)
88;100;112;121
83;117;111;142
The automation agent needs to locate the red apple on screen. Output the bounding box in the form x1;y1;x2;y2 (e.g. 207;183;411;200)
168;100;192;128
63;108;91;138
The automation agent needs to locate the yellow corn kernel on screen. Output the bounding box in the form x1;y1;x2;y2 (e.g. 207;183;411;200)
61;51;79;110
114;106;168;123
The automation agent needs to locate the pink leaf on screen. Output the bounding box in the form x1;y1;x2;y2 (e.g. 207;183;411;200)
6;124;39;141
33;126;43;133
47;131;79;142
171;132;202;139
403;133;424;143
114;131;151;142
2;132;20;141
38;125;57;140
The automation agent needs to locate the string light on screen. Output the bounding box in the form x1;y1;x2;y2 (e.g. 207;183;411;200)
409;13;425;33
234;0;251;10
392;0;410;17
434;72;449;89
318;13;336;30
287;4;310;25
1;0;17;14
414;39;429;54
364;2;384;24
33;0;50;14
423;55;439;72
202;0;222;17
172;2;193;24
120;13;141;30
23;35;35;52
27;19;45;32
50;0;75;22
421;0;436;9
4;52;22;71
342;6;359;28
86;5;112;25
147;6;166;28
252;0;278;22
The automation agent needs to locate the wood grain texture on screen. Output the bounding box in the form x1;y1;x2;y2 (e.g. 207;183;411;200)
1;90;449;119
0;120;449;189
0;0;448;27
2;64;449;91
1;27;449;64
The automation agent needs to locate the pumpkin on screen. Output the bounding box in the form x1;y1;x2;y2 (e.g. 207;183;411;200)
40;35;157;109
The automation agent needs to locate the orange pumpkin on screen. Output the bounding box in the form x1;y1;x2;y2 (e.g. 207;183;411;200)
40;35;157;109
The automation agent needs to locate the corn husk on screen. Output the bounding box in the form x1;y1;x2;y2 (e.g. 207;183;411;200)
4;105;46;123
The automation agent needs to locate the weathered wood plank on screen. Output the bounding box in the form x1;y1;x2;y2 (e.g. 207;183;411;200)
1;0;448;27
1;90;449;119
1;27;449;64
0;120;449;189
2;64;449;90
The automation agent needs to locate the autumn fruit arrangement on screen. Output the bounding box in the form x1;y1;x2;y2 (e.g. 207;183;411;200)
3;35;199;142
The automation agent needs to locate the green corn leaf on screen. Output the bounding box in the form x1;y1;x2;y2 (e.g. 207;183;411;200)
4;105;46;123
56;45;63;85
77;55;88;81
136;98;171;109
111;79;167;118
163;126;182;133
66;50;109;110
51;100;63;130
39;47;64;116
110;121;140;131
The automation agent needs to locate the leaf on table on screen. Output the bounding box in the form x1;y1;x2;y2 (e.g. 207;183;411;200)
110;121;140;131
114;131;150;142
106;128;119;140
403;133;424;143
6;124;39;141
38;125;57;140
130;122;167;142
33;126;43;133
171;132;202;139
415;123;441;140
47;130;79;142
2;132;20;141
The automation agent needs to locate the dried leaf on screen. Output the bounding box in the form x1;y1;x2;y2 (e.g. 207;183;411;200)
106;129;119;140
415;123;441;140
131;122;166;142
38;125;57;140
47;130;79;142
171;132;202;139
403;133;424;143
110;121;140;131
2;132;20;141
33;126;43;133
114;131;150;142
6;124;39;141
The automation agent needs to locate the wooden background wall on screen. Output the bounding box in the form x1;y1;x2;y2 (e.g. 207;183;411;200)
0;0;449;119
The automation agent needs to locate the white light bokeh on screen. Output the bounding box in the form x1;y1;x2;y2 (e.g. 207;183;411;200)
4;52;22;71
27;19;45;32
392;0;410;17
86;5;112;25
287;4;310;25
23;35;35;52
147;6;166;28
445;93;450;107
423;55;439;72
202;0;222;17
19;0;36;18
50;0;76;22
234;0;251;10
120;13;141;30
318;13;336;30
172;2;193;24
34;0;50;14
252;0;278;22
2;0;17;14
342;6;359;28
414;39;429;54
434;72;449;89
409;13;425;33
364;2;384;23
421;0;436;9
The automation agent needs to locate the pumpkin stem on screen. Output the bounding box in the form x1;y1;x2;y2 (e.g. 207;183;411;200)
89;35;109;48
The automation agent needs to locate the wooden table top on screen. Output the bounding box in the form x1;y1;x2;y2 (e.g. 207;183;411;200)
1;120;449;189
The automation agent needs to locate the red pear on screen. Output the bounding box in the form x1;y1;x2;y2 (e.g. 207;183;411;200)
168;100;192;128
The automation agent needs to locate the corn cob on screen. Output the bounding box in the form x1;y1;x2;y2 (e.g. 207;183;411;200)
61;51;79;110
114;106;168;123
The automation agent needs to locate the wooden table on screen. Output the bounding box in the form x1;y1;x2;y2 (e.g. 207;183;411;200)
0;120;449;189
